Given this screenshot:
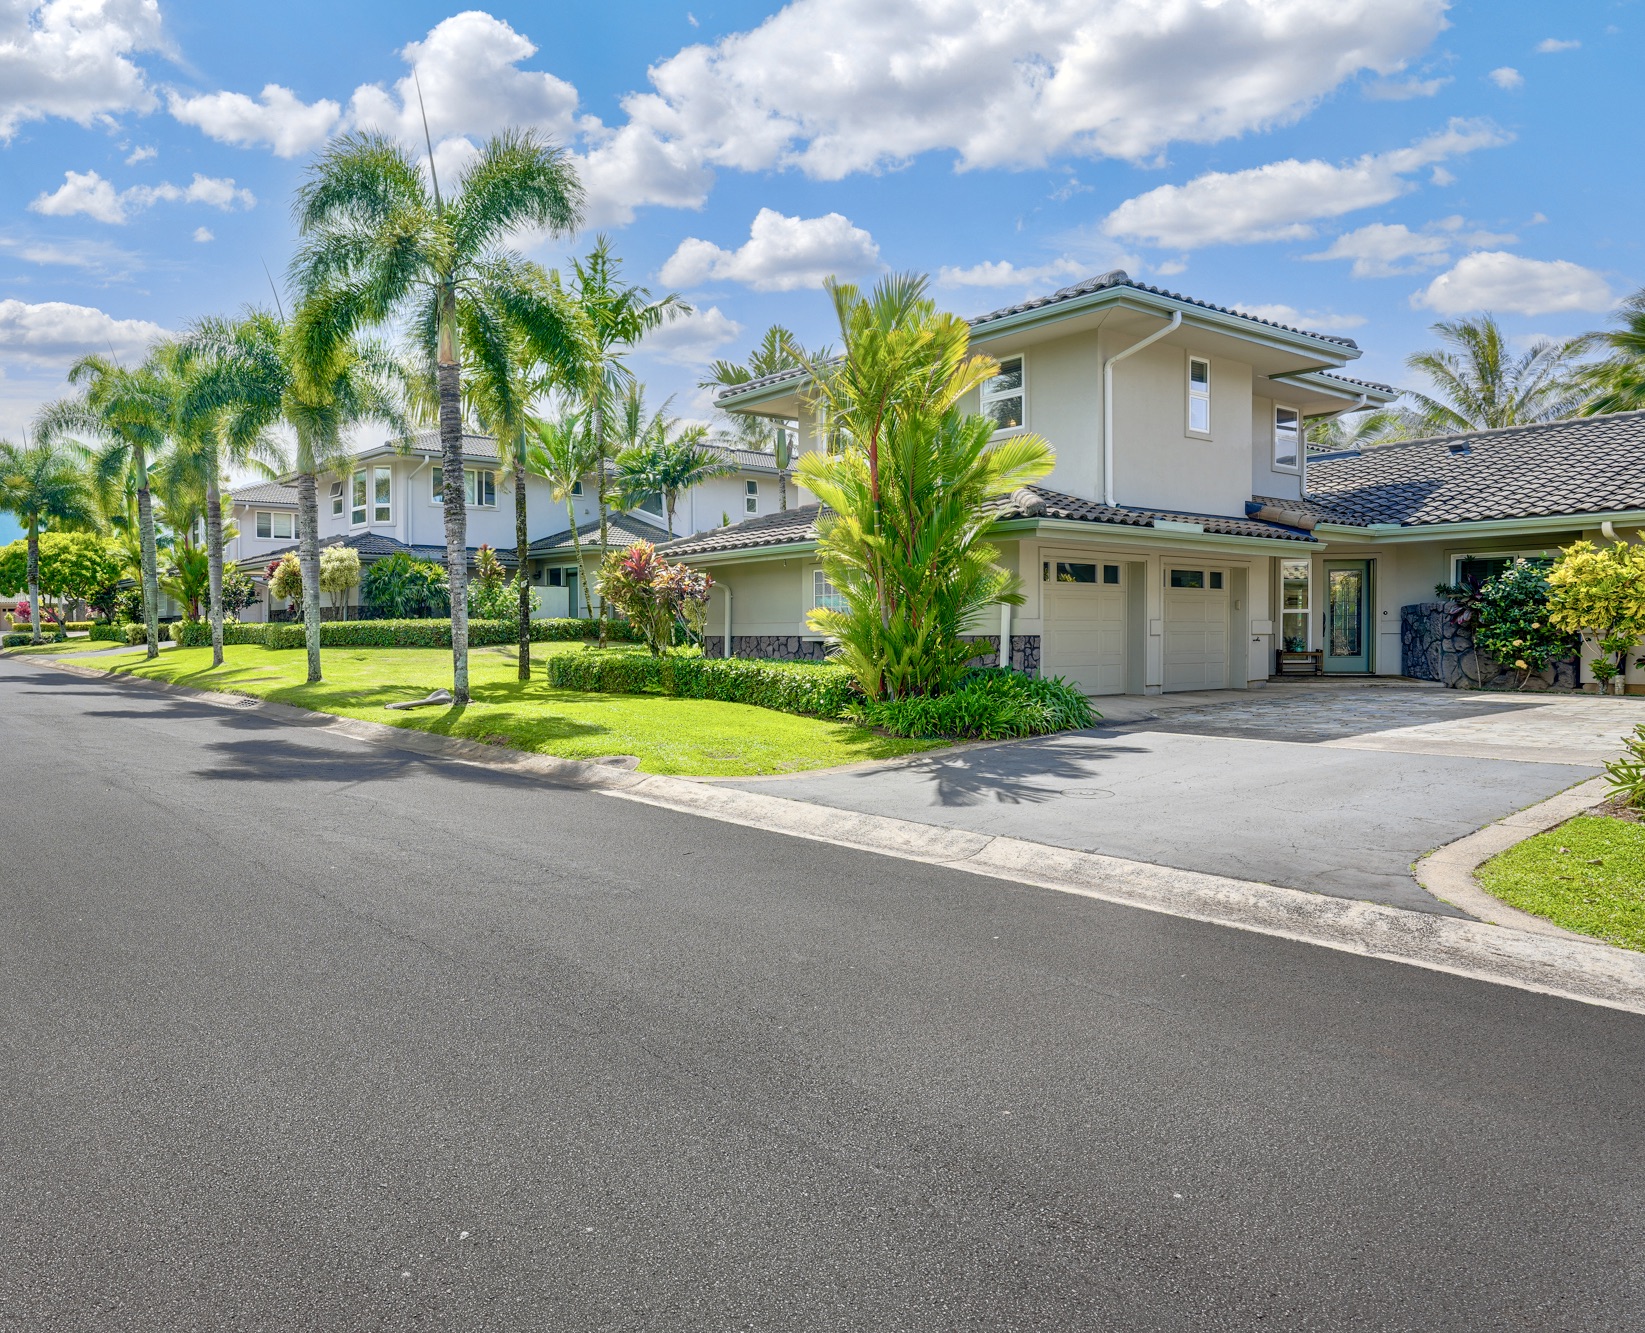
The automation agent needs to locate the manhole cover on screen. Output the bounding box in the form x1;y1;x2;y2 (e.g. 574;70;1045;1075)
1062;787;1114;799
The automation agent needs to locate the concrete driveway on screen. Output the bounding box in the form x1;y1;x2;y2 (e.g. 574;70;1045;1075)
725;683;1645;915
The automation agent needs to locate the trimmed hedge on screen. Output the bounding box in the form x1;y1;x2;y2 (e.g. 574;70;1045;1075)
150;616;643;652
546;650;863;718
852;669;1096;740
89;623;125;642
1;631;61;647
124;622;173;645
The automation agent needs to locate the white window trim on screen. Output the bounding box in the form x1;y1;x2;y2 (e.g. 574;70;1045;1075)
812;568;848;613
255;511;272;539
1186;355;1212;438
744;478;760;515
981;353;1027;435
372;464;392;525
1279;557;1311;652
329;480;344;518
1449;550;1554;582
350;470;367;527
1273;403;1302;473
1163;566;1226;589
429;466;498;508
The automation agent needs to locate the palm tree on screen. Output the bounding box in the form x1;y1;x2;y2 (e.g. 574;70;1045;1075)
35;355;172;658
179;309;407;683
437;269;587;680
0;439;99;643
292;128;583;704
700;323;827;509
559;237;687;646
612;394;732;538
1404;314;1580;433
524;410;599;619
1573;289;1645;415
1305;406;1422;453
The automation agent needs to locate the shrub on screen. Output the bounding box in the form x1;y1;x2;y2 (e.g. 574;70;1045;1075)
88;622;124;642
221;569;259;620
267;553;303;608
361;551;448;620
2;631;37;647
546;650;863;717
124;622;172;645
1547;540;1645;694
1605;723;1645;809
851;669;1096;740
115;588;144;624
65;620;94;632
320;546;361;613
595;541;713;655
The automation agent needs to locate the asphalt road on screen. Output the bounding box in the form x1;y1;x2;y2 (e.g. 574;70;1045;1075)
3;655;1643;1332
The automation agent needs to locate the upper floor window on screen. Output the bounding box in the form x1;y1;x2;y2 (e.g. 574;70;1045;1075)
635;490;664;518
981;356;1025;432
1187;356;1211;435
431;466;497;507
255;510;294;540
570;479;583;496
330;480;344;517
373;465;392;523
744;479;759;515
350;471;367;525
1274;405;1301;472
813;570;848;613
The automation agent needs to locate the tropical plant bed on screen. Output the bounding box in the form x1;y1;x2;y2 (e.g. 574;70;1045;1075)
96;643;943;777
1476;813;1645;952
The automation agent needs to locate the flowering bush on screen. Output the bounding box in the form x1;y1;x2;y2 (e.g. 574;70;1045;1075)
12;597;59;625
595;541;713;656
1439;559;1570;690
267;553;302;609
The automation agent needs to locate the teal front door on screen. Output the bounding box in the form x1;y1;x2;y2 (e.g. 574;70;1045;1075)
1323;561;1372;673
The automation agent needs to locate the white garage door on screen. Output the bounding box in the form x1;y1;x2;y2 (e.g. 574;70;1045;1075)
1162;567;1229;692
1042;559;1128;695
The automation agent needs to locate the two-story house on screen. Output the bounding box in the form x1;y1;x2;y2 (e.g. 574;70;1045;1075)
662;269;1645;695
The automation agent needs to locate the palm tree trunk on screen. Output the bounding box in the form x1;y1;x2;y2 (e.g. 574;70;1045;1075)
565;497;593;620
206;476;225;667
513;450;530;681
779;469;788;511
135;452;160;660
593;394;609;650
26;519;41;644
438;322;469;704
296;471;323;683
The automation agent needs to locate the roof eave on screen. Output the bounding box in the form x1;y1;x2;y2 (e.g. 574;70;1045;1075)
1315;510;1645;543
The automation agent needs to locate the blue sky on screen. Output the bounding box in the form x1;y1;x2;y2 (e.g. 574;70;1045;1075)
0;0;1638;538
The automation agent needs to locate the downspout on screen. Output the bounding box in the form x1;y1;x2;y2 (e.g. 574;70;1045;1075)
1301;394;1367;499
1102;312;1182;506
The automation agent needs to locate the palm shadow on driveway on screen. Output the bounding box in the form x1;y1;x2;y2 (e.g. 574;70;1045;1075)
848;730;1152;807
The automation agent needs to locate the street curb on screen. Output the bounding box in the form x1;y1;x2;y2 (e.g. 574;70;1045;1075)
29;654;1645;1016
1414;777;1616;938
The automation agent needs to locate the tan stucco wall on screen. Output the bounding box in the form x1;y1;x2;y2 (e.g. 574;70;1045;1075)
1250;393;1304;501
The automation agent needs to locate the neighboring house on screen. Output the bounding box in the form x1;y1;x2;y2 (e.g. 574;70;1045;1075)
665;268;1645;695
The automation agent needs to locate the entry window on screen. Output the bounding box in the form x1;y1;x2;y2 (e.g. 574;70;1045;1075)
981;356;1025;431
1187;357;1211;434
745;479;759;515
330;481;344;517
1055;561;1098;583
373;466;391;523
1280;558;1310;651
1274;405;1301;471
1102;564;1121;585
350;471;367;525
546;567;564;587
813;570;849;612
1169;568;1206;589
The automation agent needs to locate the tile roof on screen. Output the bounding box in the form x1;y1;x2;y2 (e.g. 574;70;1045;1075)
1300;410;1645;528
527;514;674;555
348;430;500;460
229;480;300;506
658;485;1316;558
716;269;1360;404
240;532;517;568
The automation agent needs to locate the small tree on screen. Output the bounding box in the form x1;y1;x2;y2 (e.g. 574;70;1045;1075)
319;545;361;615
1463;560;1569;689
1546;540;1645;694
267;553;303;615
162;545;210;620
467;544;512;620
595;541;712;655
220;569;258;621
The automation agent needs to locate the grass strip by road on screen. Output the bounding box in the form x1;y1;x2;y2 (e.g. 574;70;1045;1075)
97;642;942;777
2;638;146;656
1477;814;1645;952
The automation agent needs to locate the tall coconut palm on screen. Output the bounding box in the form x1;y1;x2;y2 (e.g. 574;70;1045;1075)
525;410;599;619
612;393;732;538
1305;405;1422;454
292;128;583;704
180;309;408;683
0;439;99;643
1573;289;1645;415
35;355;172;658
700;323;828;509
429;268;588;680
559;238;687;646
1405;314;1581;433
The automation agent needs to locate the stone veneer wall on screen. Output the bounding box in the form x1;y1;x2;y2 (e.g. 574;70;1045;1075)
701;631;1043;675
1400;602;1579;691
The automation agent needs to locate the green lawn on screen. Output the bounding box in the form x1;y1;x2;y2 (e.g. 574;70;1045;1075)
2;637;144;656
97;642;942;777
1477;814;1645;952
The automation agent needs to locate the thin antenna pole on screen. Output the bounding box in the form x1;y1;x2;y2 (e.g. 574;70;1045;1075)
262;260;287;323
414;71;442;208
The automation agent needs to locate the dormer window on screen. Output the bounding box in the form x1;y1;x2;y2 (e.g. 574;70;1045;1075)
1274;405;1301;472
981;355;1025;431
1187;356;1211;435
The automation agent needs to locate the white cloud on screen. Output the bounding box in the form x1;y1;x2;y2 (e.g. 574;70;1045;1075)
1536;38;1580;53
935;258;1088;288
29;169;255;224
1489;66;1524;90
0;0;165;139
124;144;156;165
1414;252;1612;316
1234;303;1366;333
638;305;742;367
166;84;343;158
0;298;169;368
0;234;138;271
1306;218;1516;278
1152;259;1187;276
1363;75;1450;100
660;209;880;292
192;226;213;243
1101;119;1511;249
